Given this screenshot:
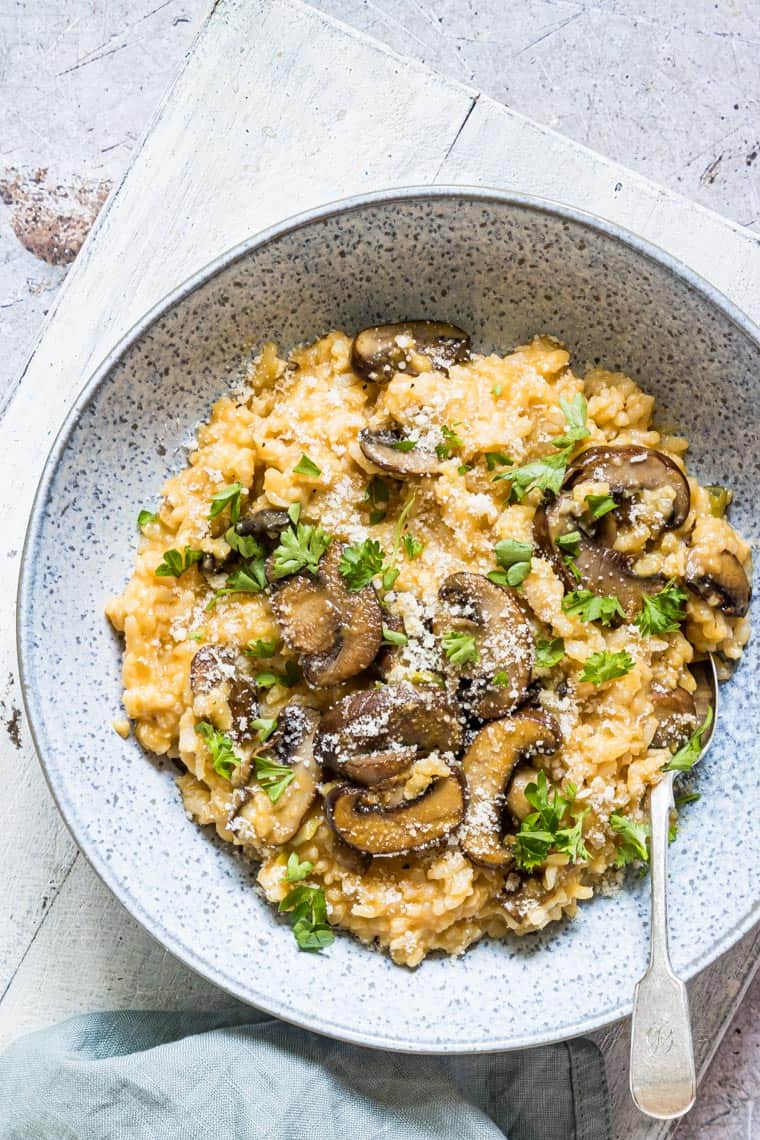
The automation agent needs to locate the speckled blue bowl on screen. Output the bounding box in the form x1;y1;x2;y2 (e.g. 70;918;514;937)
18;188;760;1052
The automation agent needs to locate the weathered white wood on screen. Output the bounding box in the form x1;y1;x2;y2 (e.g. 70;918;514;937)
0;2;757;1137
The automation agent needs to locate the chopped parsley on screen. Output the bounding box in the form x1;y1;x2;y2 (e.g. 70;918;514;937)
494;394;588;500
609;813;650;867
293;453;321;478
635;580;687;637
338;538;385;590
553;393;590;450
245;638;281;658
195;722;240;780
485;451;512;471
663;707;713;771
137;509;158;529
381;492;417;590
675;790;701;807
458;463;472;476
254;661;301;689
402;533;424;560
585;493;616;519
442;629;479;666
580;650;635;685
208;559;267;606
255;753;296;803
534;636;565;669
279;884;334;951
209;482;243;524
225;525;263;560
556;530;581;554
514;772;589;871
364;476;390;525
435;423;464;461
390;439;417;452
284;852;314;883
492;670;509;687
155;547;203;578
705;484;732;518
287;502;302;525
251;716;278;743
492;383;503;397
382;624;408;647
488;537;533;588
270;521;331;579
562;589;625;626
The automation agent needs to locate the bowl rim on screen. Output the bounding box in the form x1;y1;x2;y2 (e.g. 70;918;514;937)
17;184;760;1053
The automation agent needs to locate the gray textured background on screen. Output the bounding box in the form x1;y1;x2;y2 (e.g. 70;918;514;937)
0;2;757;1136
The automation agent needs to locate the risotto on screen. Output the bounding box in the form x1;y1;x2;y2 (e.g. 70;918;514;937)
106;323;751;966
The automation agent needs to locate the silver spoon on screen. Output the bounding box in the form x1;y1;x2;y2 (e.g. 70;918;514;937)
629;655;719;1119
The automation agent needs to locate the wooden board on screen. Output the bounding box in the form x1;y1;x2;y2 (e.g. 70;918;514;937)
0;2;757;1136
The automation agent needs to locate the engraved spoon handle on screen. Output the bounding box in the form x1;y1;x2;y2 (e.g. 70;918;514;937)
630;771;696;1119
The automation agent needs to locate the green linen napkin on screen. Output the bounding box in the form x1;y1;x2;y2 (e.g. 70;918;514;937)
0;1010;611;1139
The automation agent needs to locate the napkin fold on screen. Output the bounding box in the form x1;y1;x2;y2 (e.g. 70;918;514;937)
0;1010;612;1139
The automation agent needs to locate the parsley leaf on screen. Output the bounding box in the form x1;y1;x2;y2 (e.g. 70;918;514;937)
225;525;264;560
556;530;581;554
535;636;565;669
287;502;302;525
254;671;280;688
705;484;732;518
137;509;158;529
514;772;588;870
209;482;243;524
209;559;267;605
485;451;512;471
492;670;509;687
580;650;635;684
609;813;650;867
255;753;296;802
554;393;589;450
364;476;389;525
252;717;278;742
635;580;688;636
585;493;616;519
488;537;533;587
284;852;313;883
381;492;417;590
195;721;241;780
155;547;203;578
494;450;568;499
663;707;713;771
562;589;625;626
338;538;386;590
402;533;423;560
675;790;701;807
270;522;332;579
382;624;408;647
293;453;321;478
435;423;464;461
245;638;281;658
442;630;479;666
279;885;334;951
390;439;417;452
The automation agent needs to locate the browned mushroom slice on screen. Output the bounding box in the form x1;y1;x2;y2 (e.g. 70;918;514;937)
359;428;439;478
534;502;665;619
650;684;697;749
564;446;691;530
436;573;533;717
237;704;321;844
235;509;290;545
350;321;470;382
460;711;561;869
325;764;466;856
314;682;463;785
685;549;751;617
190;644;259;741
269;542;382;687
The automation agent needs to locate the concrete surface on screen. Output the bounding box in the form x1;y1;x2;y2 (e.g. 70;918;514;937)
0;3;757;1137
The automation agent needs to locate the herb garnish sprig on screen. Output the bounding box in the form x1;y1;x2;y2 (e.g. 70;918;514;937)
494;393;589;500
514;772;589;871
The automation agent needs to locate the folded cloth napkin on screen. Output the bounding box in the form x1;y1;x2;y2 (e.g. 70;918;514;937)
0;1010;611;1140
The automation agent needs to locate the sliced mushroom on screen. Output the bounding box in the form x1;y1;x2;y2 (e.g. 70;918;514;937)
314;682;463;785
237;704;321;845
359;427;439;478
326;763;466;856
436;573;533;718
534;445;690;620
269;542;382;687
235;509;291;545
460;711;561;869
190;644;258;741
350;321;470;382
650;684;697;749
685;549;751;617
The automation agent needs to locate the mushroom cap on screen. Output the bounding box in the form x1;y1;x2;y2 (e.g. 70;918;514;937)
650;684;697;749
685;548;751;617
235;509;291;545
325;763;466;856
459;710;561;869
189;644;259;741
350;321;470;382
436;572;533;717
269;542;383;687
564;445;691;530
359;427;439;478
314;681;463;785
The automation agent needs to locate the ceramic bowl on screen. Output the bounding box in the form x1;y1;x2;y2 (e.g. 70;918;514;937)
18;188;760;1052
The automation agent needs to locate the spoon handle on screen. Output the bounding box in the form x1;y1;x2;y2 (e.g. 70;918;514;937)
630;772;696;1119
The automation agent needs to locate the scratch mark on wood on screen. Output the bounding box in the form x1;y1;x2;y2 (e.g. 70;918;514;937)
57;42;130;77
434;95;479;178
701;153;724;186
